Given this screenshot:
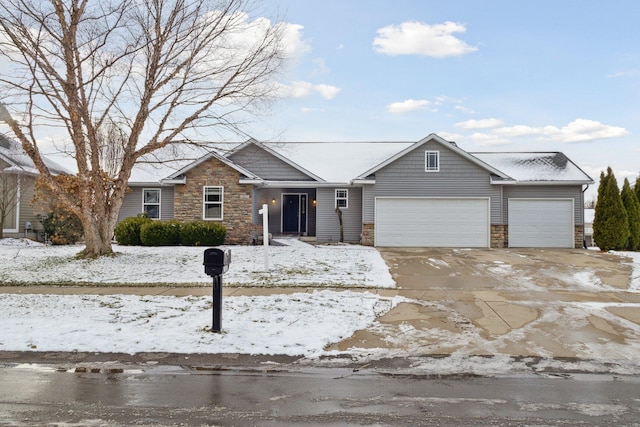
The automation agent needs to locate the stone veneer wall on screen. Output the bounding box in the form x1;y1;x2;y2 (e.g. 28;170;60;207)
574;225;584;249
361;223;374;246
173;159;253;245
490;224;508;248
357;223;583;249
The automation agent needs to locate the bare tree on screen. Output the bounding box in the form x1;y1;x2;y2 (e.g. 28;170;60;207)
0;0;287;256
0;172;21;239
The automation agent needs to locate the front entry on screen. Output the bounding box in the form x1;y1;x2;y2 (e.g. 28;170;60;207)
282;194;308;234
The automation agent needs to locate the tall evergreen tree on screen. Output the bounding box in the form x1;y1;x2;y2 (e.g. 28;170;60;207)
635;176;640;203
593;167;629;251
621;178;640;251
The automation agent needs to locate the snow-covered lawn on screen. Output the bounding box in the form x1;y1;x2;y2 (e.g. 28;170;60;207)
0;238;404;359
0;238;394;288
3;238;640;376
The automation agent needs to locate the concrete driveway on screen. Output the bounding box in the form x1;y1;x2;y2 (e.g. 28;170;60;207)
328;248;640;361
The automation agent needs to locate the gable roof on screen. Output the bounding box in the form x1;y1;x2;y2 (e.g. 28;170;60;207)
472;152;594;184
123;134;594;187
0;134;69;176
354;133;511;180
164;149;260;182
227;139;326;182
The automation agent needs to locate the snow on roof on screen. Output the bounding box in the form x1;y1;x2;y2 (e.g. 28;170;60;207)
127;140;593;186
472;152;593;183
263;141;413;182
128;144;229;184
0;134;70;176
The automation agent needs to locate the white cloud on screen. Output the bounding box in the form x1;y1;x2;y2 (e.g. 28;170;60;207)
493;125;544;138
312;58;330;74
278;22;311;58
543;119;629;143
373;21;478;57
387;99;430;113
458;119;629;146
275;81;340;100
492;119;628;143
315;84;341;100
607;69;640;78
469;132;511;146
455;118;503;129
300;107;325;113
454;105;477;114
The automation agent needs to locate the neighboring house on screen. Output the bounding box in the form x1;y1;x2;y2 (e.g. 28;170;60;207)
0;134;69;239
119;133;594;248
584;208;595;247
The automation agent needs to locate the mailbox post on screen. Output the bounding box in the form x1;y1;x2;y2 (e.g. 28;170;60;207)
203;248;231;333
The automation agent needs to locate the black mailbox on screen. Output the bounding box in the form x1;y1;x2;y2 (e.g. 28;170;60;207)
204;248;231;277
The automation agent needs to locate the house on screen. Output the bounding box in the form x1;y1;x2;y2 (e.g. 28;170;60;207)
584;208;595;247
0;134;69;239
119;133;594;248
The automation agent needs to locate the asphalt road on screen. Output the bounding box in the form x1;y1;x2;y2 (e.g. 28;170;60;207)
1;362;639;426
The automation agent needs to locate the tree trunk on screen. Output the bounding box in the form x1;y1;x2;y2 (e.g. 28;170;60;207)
335;207;344;243
76;182;124;258
81;221;113;257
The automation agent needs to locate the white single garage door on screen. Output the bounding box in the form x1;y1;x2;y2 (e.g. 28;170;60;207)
375;198;490;247
509;199;574;248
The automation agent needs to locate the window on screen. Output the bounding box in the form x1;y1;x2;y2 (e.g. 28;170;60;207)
335;189;348;209
203;186;223;220
143;188;161;219
425;151;440;172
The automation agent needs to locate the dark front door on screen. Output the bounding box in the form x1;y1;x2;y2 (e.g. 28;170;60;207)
282;194;300;233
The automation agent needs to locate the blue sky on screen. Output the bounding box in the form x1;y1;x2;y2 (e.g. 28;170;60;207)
252;0;640;201
1;1;637;202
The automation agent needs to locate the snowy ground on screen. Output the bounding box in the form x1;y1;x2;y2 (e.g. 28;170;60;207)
0;238;394;288
2;238;640;376
0;238;404;358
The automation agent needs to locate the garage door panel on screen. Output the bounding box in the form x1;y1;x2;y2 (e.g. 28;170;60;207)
375;198;489;247
509;199;573;248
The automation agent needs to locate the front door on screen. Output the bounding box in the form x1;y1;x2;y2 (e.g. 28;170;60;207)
282;194;308;234
282;194;300;233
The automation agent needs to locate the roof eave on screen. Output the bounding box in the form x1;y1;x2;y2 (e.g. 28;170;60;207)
253;180;353;188
351;179;376;185
496;180;595;185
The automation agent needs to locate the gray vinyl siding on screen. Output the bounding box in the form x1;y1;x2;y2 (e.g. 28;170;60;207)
118;186;175;221
316;187;362;243
503;185;584;224
362;141;502;223
229;144;314;181
4;176;40;238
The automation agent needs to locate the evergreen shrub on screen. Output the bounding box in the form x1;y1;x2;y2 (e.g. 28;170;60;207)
621;178;640;251
179;221;226;246
114;214;151;246
140;220;182;246
593;167;629;251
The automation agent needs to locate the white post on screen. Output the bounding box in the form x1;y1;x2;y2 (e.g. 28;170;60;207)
258;203;269;271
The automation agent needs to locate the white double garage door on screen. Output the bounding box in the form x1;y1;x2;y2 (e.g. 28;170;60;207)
374;197;574;248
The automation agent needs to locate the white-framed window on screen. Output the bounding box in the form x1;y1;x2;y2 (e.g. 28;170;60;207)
425;151;440;172
203;186;223;220
335;189;348;209
142;188;161;219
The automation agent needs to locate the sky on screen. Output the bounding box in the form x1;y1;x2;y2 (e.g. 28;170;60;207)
1;1;639;203
254;0;640;201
